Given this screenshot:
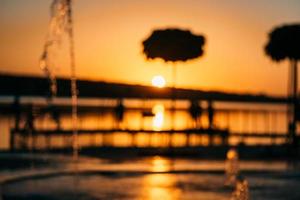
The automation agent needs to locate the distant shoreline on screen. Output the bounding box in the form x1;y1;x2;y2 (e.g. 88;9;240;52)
1;145;299;160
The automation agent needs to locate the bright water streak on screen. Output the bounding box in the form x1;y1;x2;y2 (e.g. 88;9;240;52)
40;0;79;159
0;98;289;150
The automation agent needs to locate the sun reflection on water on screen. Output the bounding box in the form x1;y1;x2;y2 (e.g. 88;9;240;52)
142;156;180;200
152;104;165;130
150;156;172;172
142;174;180;200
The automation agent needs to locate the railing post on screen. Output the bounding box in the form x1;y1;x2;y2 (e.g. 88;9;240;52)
10;128;15;152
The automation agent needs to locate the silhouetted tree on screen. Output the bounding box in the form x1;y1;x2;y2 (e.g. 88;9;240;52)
265;24;300;147
142;28;205;85
142;28;205;130
143;28;205;62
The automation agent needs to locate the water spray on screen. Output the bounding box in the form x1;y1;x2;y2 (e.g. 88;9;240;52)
66;0;79;160
40;0;78;160
230;179;250;200
225;148;250;199
225;148;239;186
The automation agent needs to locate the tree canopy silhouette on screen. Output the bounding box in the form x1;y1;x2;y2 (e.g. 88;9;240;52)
142;28;205;62
265;23;300;147
265;24;300;61
142;28;205;131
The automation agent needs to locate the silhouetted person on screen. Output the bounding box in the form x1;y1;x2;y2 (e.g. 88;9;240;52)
189;100;202;128
207;101;215;146
114;99;125;128
10;95;21;151
48;104;61;130
23;104;36;150
208;100;214;129
24;104;35;132
12;95;21;131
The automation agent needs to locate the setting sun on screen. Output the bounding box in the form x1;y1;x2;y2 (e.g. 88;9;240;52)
151;75;166;88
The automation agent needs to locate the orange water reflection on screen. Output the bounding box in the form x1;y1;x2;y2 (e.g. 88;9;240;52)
150;156;172;172
141;156;180;200
2;100;288;150
142;174;180;200
152;104;165;130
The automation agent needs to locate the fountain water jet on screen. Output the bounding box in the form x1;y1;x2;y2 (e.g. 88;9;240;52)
40;0;71;98
225;148;250;199
40;0;78;160
225;148;239;186
230;179;250;200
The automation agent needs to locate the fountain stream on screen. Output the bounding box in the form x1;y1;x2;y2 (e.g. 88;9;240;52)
40;0;78;160
225;148;239;186
225;148;250;199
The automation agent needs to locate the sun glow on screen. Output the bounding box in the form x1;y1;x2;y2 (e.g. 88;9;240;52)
151;75;166;88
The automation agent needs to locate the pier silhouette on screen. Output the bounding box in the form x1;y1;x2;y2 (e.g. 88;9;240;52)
1;74;298;158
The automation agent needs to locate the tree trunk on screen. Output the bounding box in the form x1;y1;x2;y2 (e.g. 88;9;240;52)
289;59;298;148
169;64;177;148
171;64;177;130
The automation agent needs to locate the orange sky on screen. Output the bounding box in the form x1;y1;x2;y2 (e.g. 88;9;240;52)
0;0;300;96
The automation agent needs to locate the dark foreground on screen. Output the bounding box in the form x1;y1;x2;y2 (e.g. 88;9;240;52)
0;153;300;200
3;171;300;200
5;144;300;160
